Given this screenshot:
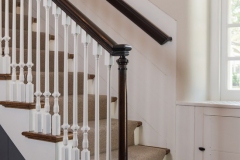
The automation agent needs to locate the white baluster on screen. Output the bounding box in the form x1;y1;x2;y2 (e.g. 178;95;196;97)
81;29;91;160
2;0;11;74
105;50;114;160
26;0;34;103
93;40;102;160
71;21;81;160
52;3;61;136
17;0;26;102
34;0;42;133
9;0;17;101
62;12;71;160
42;0;52;135
0;0;2;73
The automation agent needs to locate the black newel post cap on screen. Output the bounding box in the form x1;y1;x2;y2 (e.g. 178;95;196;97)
111;44;132;56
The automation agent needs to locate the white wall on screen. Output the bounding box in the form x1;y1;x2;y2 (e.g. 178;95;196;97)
67;0;177;160
149;0;210;101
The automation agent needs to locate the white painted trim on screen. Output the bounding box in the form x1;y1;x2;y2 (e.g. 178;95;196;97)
221;0;231;100
210;0;221;100
177;101;240;109
216;0;240;100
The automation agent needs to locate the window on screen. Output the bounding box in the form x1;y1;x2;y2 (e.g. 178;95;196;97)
220;0;240;100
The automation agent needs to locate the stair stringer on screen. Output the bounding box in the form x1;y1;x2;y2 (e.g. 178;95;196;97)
0;105;68;160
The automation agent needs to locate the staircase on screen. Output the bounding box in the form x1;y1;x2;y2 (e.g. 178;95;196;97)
0;0;170;160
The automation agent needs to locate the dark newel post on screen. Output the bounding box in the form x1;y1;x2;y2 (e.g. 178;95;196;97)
117;55;128;160
112;44;131;160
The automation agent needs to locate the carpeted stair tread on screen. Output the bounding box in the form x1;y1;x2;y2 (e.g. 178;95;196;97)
2;28;50;49
76;119;140;155
90;145;167;160
2;12;33;30
31;71;94;95
9;48;66;72
47;94;116;124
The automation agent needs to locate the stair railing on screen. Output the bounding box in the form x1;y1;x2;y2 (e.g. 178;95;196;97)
42;0;51;134
26;0;34;103
17;0;25;102
93;39;102;160
62;11;71;159
2;0;11;74
35;0;42;133
107;0;172;45
71;20;81;159
1;0;132;160
9;0;17;101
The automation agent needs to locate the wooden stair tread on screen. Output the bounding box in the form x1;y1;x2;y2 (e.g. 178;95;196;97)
111;97;117;102
136;121;142;127
50;35;55;40
0;101;44;110
68;53;74;59
32;18;37;23
88;74;95;79
0;73;21;80
22;119;142;143
22;131;73;143
0;74;11;80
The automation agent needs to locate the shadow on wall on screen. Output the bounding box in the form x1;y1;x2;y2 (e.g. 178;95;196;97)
0;125;25;160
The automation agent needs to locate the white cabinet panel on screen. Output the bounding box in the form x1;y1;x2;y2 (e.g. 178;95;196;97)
176;105;195;160
211;151;240;160
204;115;240;160
177;104;240;160
194;107;204;160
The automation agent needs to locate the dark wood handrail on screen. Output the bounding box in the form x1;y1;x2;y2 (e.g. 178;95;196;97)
107;0;172;45
52;0;131;55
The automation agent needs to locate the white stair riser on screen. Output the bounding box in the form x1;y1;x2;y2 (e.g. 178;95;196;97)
0;106;60;160
0;81;10;101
